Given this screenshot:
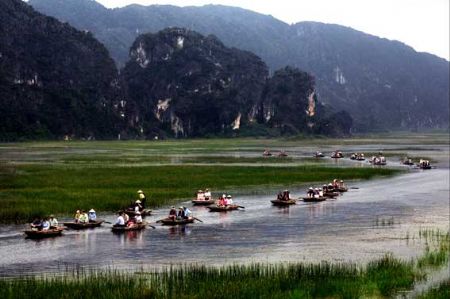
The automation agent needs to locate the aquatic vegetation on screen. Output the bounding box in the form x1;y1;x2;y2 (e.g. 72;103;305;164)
0;144;401;222
418;279;450;299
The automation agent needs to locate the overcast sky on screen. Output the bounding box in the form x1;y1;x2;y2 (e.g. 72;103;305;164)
96;0;449;60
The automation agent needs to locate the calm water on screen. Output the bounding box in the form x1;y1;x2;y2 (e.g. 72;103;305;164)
0;145;448;277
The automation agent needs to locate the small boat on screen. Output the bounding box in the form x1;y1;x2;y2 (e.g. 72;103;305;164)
24;228;63;239
302;197;326;202
111;222;146;232
159;217;195;226
323;191;339;198
331;151;344;159
123;209;152;217
333;187;348;192
63;220;104;229
263;150;272;157
314;152;325;158
271;199;296;206
402;160;414;166
278;151;288;157
418;164;432;169
192;199;215;205
207;205;242;212
356;157;366;161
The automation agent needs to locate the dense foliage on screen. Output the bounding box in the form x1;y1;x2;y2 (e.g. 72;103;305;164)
0;0;123;141
29;0;450;131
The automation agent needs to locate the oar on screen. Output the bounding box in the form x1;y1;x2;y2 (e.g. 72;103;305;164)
350;187;359;189
147;224;156;229
194;217;203;223
237;205;245;209
155;219;163;223
104;221;112;224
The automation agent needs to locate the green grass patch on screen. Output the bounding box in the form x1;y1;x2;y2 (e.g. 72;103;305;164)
0;163;400;223
0;254;425;299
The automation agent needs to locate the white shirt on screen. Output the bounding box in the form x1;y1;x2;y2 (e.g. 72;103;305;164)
135;215;142;223
115;216;125;225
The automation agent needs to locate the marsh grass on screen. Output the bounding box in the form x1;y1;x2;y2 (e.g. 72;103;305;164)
0;163;400;222
0;255;419;299
418;279;450;299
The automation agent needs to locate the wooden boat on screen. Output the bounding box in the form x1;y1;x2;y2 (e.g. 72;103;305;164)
159;217;195;226
314;152;325;158
207;205;242;212
302;196;326;202
24;228;63;239
123;209;152;217
262;151;272;157
402;160;414;166
278;151;288;157
302;197;326;202
63;220;104;229
418;164;432;169
111;222;146;232
192;199;215;205
331;155;343;159
323;191;339;198
271;199;296;206
356;157;366;161
333;187;348;192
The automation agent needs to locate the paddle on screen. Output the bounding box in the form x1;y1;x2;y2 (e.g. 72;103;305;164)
350;187;359;190
155;219;163;223
237;205;245;209
193;217;203;223
104;221;112;224
147;224;156;229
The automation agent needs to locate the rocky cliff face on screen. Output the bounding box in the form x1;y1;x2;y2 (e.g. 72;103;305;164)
121;28;268;137
0;0;122;140
30;0;449;132
121;28;344;138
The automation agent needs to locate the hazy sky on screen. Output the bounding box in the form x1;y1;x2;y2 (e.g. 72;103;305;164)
96;0;449;60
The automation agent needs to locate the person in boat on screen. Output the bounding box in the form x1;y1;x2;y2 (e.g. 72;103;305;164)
177;207;185;220
218;196;225;207
197;190;205;201
227;195;234;205
313;188;320;198
183;207;192;219
123;212;130;224
332;179;339;189
204;189;211;200
134;211;143;224
168;206;177;220
339;180;346;188
31;218;43;230
74;210;81;223
137;190;147;209
88;209;97;222
79;210;88;223
277;192;283;200
134;200;143;212
49;215;58;228
350;153;356;159
41;217;51;231
114;212;126;227
307;187;314;198
282;190;290;201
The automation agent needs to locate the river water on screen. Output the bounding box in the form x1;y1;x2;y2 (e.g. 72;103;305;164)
0;145;448;277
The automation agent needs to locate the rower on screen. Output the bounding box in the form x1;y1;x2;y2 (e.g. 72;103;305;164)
88;209;97;222
134;200;142;212
307;187;314;198
168;206;177;220
314;188;320;198
137;190;147;209
183;207;192;219
30;218;42;230
49;214;58;228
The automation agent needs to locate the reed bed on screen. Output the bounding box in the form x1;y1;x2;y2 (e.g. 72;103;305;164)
0;255;419;299
0;163;399;223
